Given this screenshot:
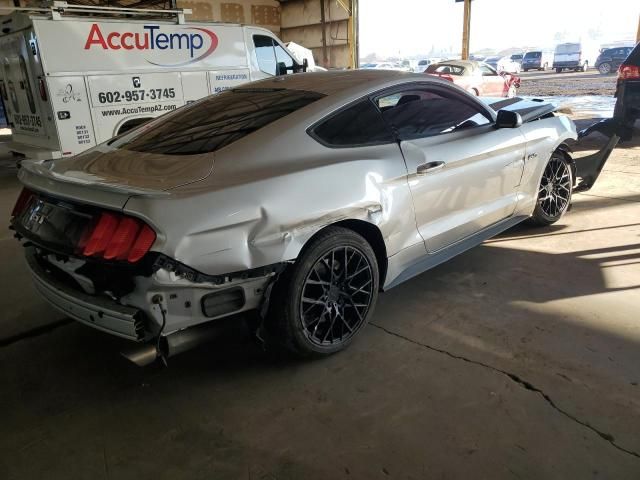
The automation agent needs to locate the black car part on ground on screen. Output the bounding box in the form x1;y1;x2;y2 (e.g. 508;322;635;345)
575;43;640;191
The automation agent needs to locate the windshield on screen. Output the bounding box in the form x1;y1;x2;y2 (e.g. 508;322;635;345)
110;89;324;155
524;51;541;59
425;64;465;75
556;44;580;54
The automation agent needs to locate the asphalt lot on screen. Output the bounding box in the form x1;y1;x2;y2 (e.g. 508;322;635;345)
1;114;639;478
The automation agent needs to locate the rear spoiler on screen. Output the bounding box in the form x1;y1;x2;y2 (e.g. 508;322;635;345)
19;160;170;197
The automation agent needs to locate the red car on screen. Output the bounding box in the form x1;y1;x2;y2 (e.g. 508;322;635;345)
425;60;520;97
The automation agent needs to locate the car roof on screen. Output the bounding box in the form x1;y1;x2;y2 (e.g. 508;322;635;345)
243;70;438;97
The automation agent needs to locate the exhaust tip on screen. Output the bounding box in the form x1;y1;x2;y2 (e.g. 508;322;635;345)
120;344;158;367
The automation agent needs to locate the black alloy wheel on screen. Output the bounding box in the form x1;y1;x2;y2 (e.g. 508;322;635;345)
300;245;374;346
267;226;379;356
529;152;573;226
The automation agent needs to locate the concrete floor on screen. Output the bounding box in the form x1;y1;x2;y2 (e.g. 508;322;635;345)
1;124;639;479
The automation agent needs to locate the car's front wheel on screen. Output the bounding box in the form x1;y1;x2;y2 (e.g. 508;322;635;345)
529;152;573;226
267;226;379;357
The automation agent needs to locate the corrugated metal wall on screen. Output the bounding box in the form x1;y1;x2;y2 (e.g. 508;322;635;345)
279;0;351;69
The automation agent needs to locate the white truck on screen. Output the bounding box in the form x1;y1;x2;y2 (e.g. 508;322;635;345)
553;41;600;73
0;2;308;159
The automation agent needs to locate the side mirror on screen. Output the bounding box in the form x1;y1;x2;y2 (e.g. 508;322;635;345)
302;58;309;72
276;61;287;76
495;110;523;128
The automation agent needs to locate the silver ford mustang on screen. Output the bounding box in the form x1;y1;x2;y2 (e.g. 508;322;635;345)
10;70;577;362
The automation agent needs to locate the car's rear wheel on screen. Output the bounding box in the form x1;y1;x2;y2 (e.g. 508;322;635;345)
556;67;562;73
598;62;611;74
528;152;573;226
267;226;379;357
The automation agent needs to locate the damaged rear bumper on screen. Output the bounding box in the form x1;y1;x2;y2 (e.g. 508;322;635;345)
25;247;276;343
26;249;146;341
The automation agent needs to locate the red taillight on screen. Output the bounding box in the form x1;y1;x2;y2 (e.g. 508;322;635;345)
11;188;34;218
127;225;156;263
81;212;155;263
82;212;119;257
103;217;141;260
618;64;640;80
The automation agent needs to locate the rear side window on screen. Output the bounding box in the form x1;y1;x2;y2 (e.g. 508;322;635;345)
311;100;394;147
112;88;324;155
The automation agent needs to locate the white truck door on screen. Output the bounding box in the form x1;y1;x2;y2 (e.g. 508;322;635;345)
0;32;50;144
48;76;96;156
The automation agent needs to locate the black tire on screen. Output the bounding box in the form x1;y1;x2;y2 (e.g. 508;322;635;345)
555;67;562;73
266;226;379;357
528;152;573;226
598;62;611;74
524;68;529;72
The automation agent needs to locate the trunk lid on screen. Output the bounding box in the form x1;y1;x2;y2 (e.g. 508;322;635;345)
21;144;215;196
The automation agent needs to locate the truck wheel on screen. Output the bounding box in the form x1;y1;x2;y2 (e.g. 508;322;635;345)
528;152;573;226
524;68;529;72
266;226;379;357
555;68;562;73
598;62;611;74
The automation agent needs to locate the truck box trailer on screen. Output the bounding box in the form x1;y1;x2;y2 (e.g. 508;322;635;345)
0;2;308;159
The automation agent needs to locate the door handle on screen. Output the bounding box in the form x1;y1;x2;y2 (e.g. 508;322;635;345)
417;161;445;175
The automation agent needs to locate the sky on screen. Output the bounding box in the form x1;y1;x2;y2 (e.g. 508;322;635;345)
359;0;640;58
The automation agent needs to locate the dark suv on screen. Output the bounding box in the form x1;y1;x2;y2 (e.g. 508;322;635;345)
596;46;634;74
615;43;640;132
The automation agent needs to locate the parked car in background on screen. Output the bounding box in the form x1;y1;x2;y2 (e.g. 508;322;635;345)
522;50;554;71
595;46;635;74
425;60;520;97
510;53;523;66
10;70;577;361
417;59;432;71
484;56;501;70
553;41;599;72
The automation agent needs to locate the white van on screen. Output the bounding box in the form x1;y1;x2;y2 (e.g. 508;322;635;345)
553;42;600;73
0;2;308;159
521;50;554;71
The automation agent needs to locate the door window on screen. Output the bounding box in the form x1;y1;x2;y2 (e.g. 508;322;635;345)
274;43;294;72
253;35;295;76
376;89;491;140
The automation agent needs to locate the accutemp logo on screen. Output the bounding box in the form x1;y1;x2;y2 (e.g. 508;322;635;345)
83;23;219;66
